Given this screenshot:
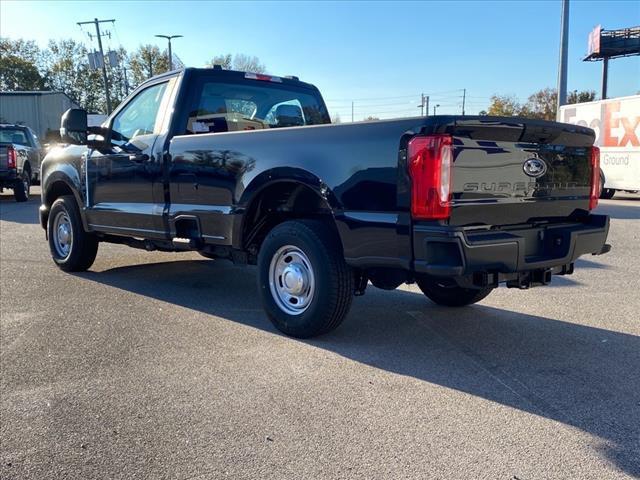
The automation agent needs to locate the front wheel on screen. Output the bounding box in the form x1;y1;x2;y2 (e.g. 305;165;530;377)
47;195;99;272
257;220;354;338
416;276;493;307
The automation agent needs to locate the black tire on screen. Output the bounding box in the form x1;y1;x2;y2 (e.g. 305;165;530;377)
600;174;615;199
257;220;354;338
13;170;30;202
47;195;99;272
600;188;615;199
416;276;493;307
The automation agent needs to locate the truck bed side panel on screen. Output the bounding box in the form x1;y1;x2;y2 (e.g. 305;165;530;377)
168;119;423;267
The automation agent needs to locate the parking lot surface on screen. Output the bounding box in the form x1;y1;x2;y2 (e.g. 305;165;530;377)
1;188;639;480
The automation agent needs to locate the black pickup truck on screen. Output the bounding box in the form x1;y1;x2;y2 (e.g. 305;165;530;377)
40;67;610;337
1;124;43;201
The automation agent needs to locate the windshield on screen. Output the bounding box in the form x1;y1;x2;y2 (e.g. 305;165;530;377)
185;80;330;134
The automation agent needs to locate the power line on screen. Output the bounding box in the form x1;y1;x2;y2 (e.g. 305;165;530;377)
77;18;115;114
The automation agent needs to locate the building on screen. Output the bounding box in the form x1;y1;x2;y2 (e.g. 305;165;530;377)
0;91;79;140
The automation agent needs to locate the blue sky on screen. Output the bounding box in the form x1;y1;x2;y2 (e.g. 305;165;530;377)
1;0;639;119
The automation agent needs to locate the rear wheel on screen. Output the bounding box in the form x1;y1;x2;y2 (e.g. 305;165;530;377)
416;275;493;307
600;175;615;199
257;220;354;338
13;171;30;202
600;188;615;199
47;195;99;272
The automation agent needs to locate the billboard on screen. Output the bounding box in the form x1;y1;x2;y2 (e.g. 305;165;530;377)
587;25;601;57
559;95;640;191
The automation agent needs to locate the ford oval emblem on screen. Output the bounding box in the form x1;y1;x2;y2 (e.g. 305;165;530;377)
523;158;547;178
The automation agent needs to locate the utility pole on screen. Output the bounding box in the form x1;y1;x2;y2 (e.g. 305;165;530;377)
155;34;183;71
419;93;425;116
425;96;429;117
78;18;115;114
601;57;609;99
351;101;354;123
433;104;440;116
556;0;570;113
462;88;466;115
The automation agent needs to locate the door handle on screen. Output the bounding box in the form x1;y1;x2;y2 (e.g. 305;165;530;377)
129;153;150;163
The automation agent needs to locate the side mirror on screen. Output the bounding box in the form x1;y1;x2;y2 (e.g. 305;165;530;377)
60;109;88;144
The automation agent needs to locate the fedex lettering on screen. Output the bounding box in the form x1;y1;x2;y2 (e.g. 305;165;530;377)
562;98;640;148
604;102;640;148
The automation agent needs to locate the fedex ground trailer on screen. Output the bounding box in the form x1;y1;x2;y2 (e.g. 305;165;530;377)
559;95;639;198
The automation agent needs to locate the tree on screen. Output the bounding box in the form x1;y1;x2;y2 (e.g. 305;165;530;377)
0;55;44;91
206;53;266;73
487;95;521;116
107;47;131;108
0;38;45;90
567;89;596;104
42;39;105;112
522;88;557;121
129;44;169;87
332;113;342;124
364;116;380;121
487;88;597;120
209;54;232;69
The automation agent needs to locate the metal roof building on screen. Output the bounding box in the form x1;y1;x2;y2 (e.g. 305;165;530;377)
0;91;79;139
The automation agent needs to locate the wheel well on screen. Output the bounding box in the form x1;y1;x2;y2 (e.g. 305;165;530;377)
242;182;337;256
45;181;74;207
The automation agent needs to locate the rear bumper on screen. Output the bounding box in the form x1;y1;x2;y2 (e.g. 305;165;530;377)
0;170;18;187
413;214;610;288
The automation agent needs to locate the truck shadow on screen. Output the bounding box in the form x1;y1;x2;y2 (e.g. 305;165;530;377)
0;194;40;225
79;259;640;477
594;202;640;220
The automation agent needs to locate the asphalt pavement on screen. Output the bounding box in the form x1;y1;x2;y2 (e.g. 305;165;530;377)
1;187;639;479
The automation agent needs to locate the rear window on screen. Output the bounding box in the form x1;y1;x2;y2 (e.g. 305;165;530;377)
0;128;29;145
184;80;330;134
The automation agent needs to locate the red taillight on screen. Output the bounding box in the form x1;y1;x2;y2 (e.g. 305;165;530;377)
6;146;17;169
408;134;453;220
244;72;282;83
589;146;600;210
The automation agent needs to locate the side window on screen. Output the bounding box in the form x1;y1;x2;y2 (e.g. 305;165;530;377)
28;129;41;149
182;80;329;135
111;82;168;143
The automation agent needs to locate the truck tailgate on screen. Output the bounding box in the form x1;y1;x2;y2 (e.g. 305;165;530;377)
448;118;595;226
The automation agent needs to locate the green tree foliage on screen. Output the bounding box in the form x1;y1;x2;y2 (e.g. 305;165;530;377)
42;39;105;112
128;44;169;86
487;88;598;120
207;53;266;73
107;46;131;107
487;94;522;116
2;37;268;113
521;87;557;120
567;89;596;104
0;38;45;90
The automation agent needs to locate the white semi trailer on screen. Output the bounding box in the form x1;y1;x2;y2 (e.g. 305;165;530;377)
559;95;639;198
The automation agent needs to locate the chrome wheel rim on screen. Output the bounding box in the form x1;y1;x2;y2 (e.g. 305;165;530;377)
23;176;29;195
269;245;315;315
53;211;72;258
